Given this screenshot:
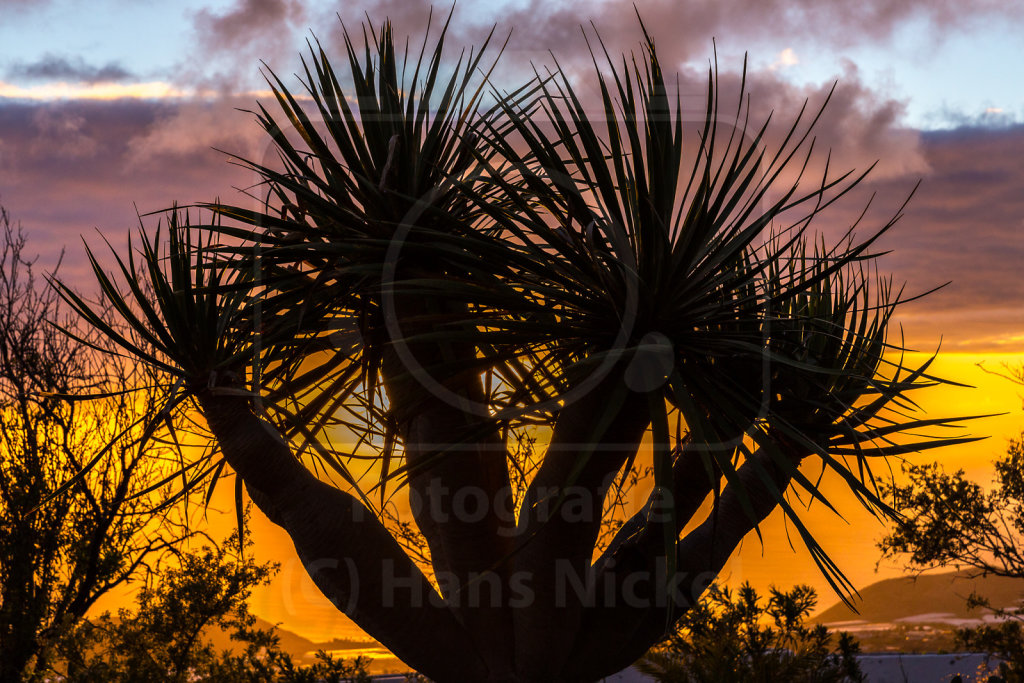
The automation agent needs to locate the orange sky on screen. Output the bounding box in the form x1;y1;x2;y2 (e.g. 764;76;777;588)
6;0;1023;656
123;350;1016;645
732;352;1024;610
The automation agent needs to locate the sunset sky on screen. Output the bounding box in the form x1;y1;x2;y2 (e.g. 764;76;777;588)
3;0;1024;646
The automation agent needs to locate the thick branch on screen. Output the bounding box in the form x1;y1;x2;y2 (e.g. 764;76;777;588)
511;376;650;680
197;390;488;682
565;441;806;681
381;293;516;675
593;441;719;575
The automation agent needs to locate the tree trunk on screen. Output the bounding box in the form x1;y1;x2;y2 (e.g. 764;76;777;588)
197;389;490;682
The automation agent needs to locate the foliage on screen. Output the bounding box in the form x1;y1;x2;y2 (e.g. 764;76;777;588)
636;582;864;683
879;432;1024;681
51;526;373;682
0;205;188;681
952;593;1021;683
878;440;1024;577
55;11;979;681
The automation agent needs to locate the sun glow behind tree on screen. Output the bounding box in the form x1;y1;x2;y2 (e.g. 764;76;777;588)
51;12;995;681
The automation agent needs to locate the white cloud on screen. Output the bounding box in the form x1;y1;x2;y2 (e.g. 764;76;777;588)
769;47;799;71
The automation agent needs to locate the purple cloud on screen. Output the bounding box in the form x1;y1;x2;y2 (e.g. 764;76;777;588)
6;54;134;84
0;99;258;285
181;0;308;93
1;3;1021;351
321;0;1024;67
194;0;305;51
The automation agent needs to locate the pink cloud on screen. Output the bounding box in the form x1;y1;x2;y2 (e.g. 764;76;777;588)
319;0;1024;67
193;0;305;50
125;97;267;164
180;0;309;94
0;100;257;286
1;6;1021;352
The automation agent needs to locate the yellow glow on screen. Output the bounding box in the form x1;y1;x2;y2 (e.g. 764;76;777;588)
0;80;308;104
0;80;199;100
0;81;285;102
770;48;800;71
734;351;1024;612
242;350;1024;641
88;350;1024;646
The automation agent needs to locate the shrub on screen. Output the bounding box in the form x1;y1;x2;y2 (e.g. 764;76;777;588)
637;583;864;683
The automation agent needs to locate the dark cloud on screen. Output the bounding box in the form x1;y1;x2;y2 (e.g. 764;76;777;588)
774;123;1024;352
6;54;134;84
922;105;1023;131
321;0;1024;68
873;125;1024;350
194;0;304;51
0;99;260;287
29;107;98;157
183;0;308;92
1;16;1022;353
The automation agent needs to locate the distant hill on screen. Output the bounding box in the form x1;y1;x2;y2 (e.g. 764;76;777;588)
206;617;311;658
813;571;1024;625
205;617;392;668
222;573;1024;665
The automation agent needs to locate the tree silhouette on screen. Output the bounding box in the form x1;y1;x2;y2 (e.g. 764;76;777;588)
637;583;864;682
52;524;374;683
59;14;980;682
878;423;1024;681
0;206;188;681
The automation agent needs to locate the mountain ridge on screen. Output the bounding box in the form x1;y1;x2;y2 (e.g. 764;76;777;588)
813;570;1024;625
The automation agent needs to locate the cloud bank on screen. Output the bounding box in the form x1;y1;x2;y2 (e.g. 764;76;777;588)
0;0;1021;351
6;54;134;84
